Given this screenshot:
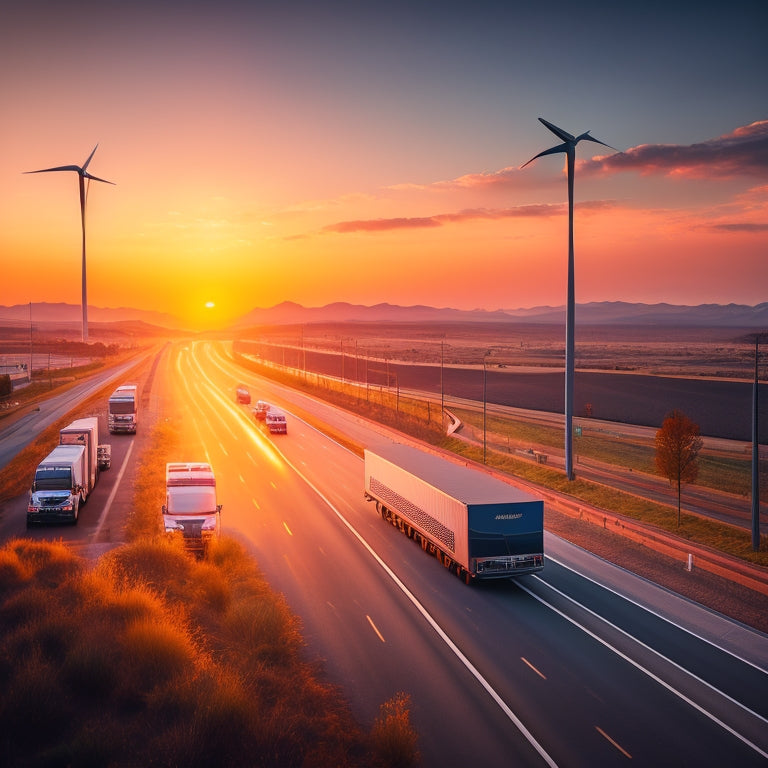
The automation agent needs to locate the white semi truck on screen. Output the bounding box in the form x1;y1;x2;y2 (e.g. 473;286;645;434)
364;443;544;584
59;417;99;496
28;444;88;525
108;384;138;433
162;462;222;555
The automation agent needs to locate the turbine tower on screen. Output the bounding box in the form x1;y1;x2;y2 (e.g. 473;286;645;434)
522;118;615;480
25;145;114;343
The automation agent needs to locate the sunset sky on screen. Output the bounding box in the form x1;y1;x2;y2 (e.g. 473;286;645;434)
1;1;766;329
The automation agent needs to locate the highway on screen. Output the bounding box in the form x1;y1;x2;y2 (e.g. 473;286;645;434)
1;339;767;766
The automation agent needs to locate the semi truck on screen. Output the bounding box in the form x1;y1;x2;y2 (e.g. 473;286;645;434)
162;462;222;555
108;384;138;433
59;417;100;499
27;444;88;525
265;409;287;434
364;443;544;584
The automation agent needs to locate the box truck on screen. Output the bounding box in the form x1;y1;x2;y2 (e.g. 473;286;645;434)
364;443;544;584
108;384;138;433
265;409;287;434
162;462;222;555
27;444;88;525
59;417;99;499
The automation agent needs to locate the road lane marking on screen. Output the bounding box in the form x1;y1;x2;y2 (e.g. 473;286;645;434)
93;439;135;540
283;521;293;536
519;579;768;760
258;441;558;768
366;615;386;643
543;552;767;674
252;498;261;511
521;657;546;680
595;726;632;759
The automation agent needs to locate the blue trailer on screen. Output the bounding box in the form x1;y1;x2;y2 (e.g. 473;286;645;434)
364;443;544;584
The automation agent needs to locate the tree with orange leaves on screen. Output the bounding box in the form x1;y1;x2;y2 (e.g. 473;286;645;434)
655;409;704;527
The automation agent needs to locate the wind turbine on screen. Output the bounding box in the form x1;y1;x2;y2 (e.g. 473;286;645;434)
522;118;615;480
25;145;114;343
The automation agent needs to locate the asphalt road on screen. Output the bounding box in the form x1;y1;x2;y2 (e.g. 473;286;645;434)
176;340;768;767
1;340;767;766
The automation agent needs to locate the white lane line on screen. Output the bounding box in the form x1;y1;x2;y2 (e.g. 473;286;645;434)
367;615;386;643
519;579;768;760
260;441;558;768
283;521;293;536
544;551;768;674
93;439;135;540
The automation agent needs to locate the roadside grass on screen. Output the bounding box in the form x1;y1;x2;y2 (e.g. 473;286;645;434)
452;406;762;499
1;411;419;766
234;350;768;565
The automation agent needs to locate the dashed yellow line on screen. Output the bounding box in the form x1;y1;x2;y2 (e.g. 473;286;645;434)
366;615;386;643
596;726;632;759
521;657;546;680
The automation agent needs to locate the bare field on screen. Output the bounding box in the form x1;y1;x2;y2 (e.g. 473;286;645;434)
252;321;761;379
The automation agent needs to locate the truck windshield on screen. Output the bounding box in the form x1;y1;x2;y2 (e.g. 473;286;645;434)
109;401;135;414
34;466;73;490
166;487;218;515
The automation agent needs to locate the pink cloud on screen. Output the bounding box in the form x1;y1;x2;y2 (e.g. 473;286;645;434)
322;201;615;234
579;120;768;179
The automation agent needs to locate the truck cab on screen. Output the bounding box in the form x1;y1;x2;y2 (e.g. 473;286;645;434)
27;444;87;526
162;462;222;555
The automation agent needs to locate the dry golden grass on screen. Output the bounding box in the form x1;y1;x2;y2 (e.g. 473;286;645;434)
0;404;419;766
0;531;415;766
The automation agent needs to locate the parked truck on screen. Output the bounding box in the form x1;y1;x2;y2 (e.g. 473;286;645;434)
59;417;99;499
364;443;544;584
27;444;88;526
108;384;138;433
162;462;222;555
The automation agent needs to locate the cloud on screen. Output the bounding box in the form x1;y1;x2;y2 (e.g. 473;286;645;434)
322;201;615;234
706;222;768;233
579;120;768;179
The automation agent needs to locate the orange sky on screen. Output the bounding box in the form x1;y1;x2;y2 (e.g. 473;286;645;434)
1;3;766;330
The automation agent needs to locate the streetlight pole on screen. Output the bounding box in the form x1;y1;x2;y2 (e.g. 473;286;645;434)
752;334;762;551
483;355;488;464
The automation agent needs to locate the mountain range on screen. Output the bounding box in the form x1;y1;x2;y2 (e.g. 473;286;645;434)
1;300;767;330
234;300;768;327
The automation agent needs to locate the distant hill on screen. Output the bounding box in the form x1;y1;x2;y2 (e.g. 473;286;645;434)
235;300;768;328
0;302;185;331
2;300;766;333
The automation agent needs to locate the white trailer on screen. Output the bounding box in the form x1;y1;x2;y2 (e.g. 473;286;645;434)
108;384;138;433
364;443;544;583
162;462;222;555
28;444;87;525
59;417;99;498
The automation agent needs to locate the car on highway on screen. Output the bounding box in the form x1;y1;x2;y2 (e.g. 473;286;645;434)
253;400;270;420
236;385;251;404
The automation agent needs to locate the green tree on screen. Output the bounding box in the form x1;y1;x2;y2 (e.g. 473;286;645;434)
655;409;704;526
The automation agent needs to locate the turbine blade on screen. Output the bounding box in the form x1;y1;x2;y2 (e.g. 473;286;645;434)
83;172;115;185
24;164;82;174
82;144;99;171
579;133;618;151
520;142;568;168
539;118;575;143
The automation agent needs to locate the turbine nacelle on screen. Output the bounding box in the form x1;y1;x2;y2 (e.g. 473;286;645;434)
521;118;616;168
